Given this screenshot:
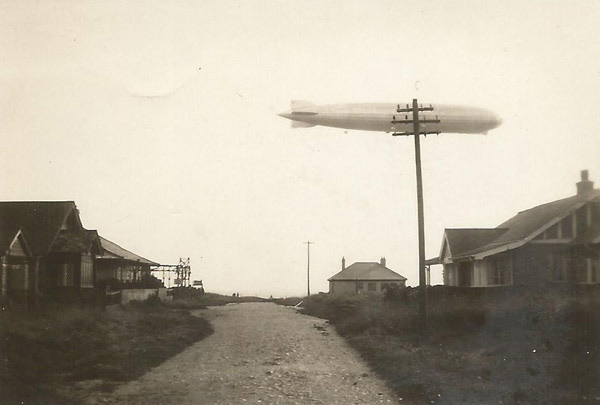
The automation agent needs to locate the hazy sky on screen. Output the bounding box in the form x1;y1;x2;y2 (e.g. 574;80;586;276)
2;1;600;296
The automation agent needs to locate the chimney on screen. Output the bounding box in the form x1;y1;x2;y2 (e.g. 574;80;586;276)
380;257;386;267
576;170;594;195
342;257;346;270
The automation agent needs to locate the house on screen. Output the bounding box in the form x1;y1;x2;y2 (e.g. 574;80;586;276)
328;257;407;295
0;226;33;308
427;170;600;287
0;201;101;305
96;236;159;287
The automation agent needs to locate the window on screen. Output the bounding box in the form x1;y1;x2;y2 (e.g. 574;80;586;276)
367;283;377;292
488;256;511;285
560;215;573;239
576;206;588;236
356;282;363;289
591;201;600;227
81;255;94;288
545;224;558;239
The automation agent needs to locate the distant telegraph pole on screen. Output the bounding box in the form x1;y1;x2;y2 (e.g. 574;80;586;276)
303;241;314;296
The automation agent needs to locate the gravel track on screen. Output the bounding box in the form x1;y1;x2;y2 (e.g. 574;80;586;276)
89;302;398;404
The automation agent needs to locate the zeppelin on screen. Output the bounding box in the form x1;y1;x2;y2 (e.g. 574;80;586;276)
278;101;502;135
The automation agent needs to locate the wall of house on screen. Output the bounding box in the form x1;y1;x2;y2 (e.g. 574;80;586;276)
443;263;457;286
96;260;150;285
329;280;357;295
329;280;404;295
121;288;171;304
512;245;554;286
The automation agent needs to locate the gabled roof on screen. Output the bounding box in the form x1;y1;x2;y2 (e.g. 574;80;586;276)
432;189;600;262
0;224;21;257
0;201;80;256
0;226;31;258
459;190;600;258
444;228;509;257
51;230;101;254
426;228;508;265
97;236;158;266
328;262;407;281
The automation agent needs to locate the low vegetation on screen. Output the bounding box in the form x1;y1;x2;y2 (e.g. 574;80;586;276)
293;286;600;404
166;292;270;309
0;296;213;404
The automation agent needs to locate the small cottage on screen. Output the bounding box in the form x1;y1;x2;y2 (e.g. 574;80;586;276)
328;257;407;296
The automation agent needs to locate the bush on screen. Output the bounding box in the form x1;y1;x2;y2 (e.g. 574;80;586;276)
383;284;407;303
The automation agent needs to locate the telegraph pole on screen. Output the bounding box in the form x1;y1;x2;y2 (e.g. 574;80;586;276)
392;98;439;332
303;241;314;296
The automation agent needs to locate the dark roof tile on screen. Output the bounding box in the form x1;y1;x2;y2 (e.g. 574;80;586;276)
328;262;406;281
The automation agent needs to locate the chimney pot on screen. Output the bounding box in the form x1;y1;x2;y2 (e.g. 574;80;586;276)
342;257;346;270
576;170;594;195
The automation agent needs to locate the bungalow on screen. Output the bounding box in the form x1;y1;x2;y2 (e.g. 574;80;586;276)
96;236;159;287
427;170;600;287
0;201;101;304
328;257;407;295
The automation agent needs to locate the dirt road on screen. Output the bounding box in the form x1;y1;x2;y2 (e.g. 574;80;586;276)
88;302;398;404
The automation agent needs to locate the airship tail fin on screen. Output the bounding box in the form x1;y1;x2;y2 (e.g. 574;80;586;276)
291;120;315;128
291;100;317;114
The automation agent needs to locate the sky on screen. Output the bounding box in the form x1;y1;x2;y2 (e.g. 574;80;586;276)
1;1;600;297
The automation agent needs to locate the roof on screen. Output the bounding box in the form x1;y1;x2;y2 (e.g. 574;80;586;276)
460;190;600;258
444;228;509;257
0;225;22;257
51;230;100;254
432;189;600;262
328;262;407;281
0;201;79;256
98;236;158;265
425;257;441;265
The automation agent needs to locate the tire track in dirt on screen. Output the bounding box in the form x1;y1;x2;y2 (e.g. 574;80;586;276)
87;302;398;404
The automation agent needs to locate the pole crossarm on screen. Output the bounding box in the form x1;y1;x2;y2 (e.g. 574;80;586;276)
392;131;440;137
390;118;440;125
397;103;434;113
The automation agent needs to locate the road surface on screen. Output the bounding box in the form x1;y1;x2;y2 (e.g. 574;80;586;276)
88;302;398;404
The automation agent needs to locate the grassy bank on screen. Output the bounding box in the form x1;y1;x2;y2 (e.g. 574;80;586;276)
295;286;600;404
0;297;213;404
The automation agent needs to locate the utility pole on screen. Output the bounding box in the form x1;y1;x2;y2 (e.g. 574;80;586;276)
392;98;439;332
303;241;314;296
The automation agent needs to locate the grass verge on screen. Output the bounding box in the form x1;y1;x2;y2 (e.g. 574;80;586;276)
0;297;213;404
293;286;600;404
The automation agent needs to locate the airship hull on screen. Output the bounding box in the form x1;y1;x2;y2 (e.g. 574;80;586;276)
279;102;502;135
